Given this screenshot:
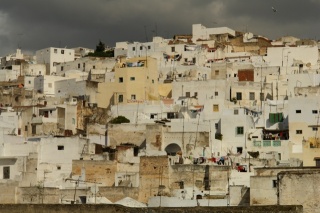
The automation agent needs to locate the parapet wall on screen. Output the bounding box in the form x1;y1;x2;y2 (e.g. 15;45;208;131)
0;204;303;213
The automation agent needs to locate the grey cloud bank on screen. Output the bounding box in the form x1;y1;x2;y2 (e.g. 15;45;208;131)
0;0;319;56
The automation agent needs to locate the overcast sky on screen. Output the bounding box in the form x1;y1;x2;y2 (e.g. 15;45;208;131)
0;0;319;56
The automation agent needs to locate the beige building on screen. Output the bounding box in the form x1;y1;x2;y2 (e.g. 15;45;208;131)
97;56;159;109
278;169;320;213
250;167;320;206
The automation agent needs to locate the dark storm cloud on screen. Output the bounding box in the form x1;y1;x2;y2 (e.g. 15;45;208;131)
0;0;318;56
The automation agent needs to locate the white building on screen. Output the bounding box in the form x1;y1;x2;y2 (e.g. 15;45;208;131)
54;57;115;75
37;136;87;187
264;46;318;71
36;47;75;75
43;75;86;98
192;24;236;43
24;75;44;92
72;47;94;59
288;96;320;153
219;108;255;157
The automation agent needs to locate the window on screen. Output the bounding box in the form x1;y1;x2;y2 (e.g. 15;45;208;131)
296;110;301;114
194;92;198;97
215;123;218;130
54;49;57;53
236;92;242;100
118;94;123;103
148;45;151;49
152;79;154;83
213;104;219;112
150;113;157;119
269;113;284;124
236;127;244;135
119;77;123;83
184;58;188;62
130;77;135;81
234;109;239;115
57;145;64;150
315;158;320;167
78;63;80;69
296;130;302;134
132;47;135;51
57;166;61;170
61;50;64;54
215;91;218;96
312;110;318;114
186;92;190;98
234;73;237;77
215;70;219;75
237;147;243;154
28;81;31;84
167;112;175;119
140;46;143;50
61;66;64;71
249;92;255;100
313;127;318;131
171;46;175;52
93;66;95;69
272;180;278;188
131;94;136;100
25;125;28;131
129;146;138;157
3;166;10;179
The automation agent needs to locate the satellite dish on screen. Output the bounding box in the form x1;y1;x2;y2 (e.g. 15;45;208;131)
306;63;311;67
246;33;253;40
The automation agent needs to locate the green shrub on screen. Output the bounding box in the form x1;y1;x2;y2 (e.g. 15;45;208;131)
109;116;130;124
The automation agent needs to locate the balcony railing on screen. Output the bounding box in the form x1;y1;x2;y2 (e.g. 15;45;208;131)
253;140;282;147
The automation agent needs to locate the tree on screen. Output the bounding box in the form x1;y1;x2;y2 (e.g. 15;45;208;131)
86;40;114;58
95;40;105;53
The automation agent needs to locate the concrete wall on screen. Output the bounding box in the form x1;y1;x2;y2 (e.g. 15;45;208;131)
72;160;117;187
278;170;320;213
170;165;229;193
250;176;277;205
0;181;18;203
107;124;146;147
139;156;169;203
0;204;304;213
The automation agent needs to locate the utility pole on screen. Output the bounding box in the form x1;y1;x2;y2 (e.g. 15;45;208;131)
182;85;185;151
260;65;263;111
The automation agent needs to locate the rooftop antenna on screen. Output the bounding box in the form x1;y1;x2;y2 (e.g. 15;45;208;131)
17;33;23;49
144;25;148;42
154;22;158;36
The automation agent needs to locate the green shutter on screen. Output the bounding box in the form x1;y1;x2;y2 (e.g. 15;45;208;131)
269;113;275;124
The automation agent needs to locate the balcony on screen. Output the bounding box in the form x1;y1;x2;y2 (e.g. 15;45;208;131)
253;140;281;147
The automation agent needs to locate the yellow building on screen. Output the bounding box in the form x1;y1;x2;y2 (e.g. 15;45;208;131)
97;56;159;108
